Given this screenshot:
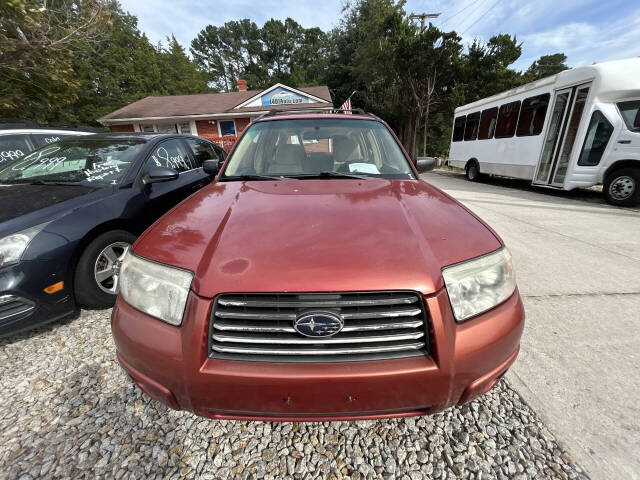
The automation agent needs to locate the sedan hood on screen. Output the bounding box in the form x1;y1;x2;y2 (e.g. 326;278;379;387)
0;183;102;235
135;180;501;297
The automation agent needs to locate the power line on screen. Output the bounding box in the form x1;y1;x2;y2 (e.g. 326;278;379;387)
460;0;503;35
438;0;484;28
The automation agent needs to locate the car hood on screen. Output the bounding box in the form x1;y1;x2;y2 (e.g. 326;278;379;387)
135;179;502;297
0;183;103;235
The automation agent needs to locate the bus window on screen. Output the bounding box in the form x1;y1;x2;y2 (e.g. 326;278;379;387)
495;101;521;138
478;107;498;140
577;111;614;166
517;94;550;136
618;100;640;132
452;116;466;142
464;112;480;141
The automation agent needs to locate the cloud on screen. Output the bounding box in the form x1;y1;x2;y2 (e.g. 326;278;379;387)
120;0;640;72
120;0;344;50
522;22;599;51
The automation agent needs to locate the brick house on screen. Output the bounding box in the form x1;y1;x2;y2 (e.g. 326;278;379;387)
98;81;333;151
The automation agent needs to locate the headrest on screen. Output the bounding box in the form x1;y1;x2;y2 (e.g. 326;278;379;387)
333;135;358;163
274;143;306;166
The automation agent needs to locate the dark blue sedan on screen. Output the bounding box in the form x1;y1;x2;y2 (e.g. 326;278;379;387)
0;133;226;337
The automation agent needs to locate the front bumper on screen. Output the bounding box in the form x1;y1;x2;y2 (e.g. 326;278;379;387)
111;288;524;421
0;262;77;338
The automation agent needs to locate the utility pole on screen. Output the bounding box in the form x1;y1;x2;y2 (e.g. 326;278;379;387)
409;12;440;32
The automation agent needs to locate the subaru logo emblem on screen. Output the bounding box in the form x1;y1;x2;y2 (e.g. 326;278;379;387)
294;312;344;338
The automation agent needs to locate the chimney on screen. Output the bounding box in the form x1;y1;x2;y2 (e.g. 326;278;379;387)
237;79;248;92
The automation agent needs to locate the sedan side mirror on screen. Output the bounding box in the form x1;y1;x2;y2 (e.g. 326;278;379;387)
415;157;437;173
203;159;220;176
142;166;179;185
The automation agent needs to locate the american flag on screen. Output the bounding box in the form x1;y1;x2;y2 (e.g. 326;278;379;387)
340;95;353;114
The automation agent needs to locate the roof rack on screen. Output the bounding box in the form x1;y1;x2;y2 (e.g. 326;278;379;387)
254;107;378;121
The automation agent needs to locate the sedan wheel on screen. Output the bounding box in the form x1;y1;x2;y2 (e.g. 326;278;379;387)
94;242;130;294
74;230;137;309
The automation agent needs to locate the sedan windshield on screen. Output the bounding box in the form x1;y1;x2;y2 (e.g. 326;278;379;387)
222;118;414;180
0;139;145;186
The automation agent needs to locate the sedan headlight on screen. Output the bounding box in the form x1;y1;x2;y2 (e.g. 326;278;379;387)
0;223;48;268
119;252;193;326
442;248;516;322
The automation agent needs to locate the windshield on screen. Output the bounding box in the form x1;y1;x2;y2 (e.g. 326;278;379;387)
0;139;145;186
222;118;414;179
618;100;640;132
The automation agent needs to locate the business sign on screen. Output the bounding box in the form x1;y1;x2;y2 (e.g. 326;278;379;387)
261;87;309;106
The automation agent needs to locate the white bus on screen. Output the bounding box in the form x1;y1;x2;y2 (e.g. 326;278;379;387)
448;57;640;206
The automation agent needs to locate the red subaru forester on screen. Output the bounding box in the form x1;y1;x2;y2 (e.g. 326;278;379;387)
111;112;524;421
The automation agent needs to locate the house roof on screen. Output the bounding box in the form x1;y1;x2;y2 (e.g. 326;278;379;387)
99;85;332;122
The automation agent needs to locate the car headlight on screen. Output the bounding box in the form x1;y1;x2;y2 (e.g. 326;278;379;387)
119;252;193;326
442;247;516;322
0;223;48;268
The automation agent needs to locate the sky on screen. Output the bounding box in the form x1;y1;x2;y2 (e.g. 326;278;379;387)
119;0;640;72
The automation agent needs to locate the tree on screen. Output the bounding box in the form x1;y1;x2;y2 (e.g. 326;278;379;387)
525;53;569;81
190;19;262;92
395;27;462;158
158;35;210;95
191;18;329;91
0;0;109;122
461;34;525;103
45;1;209;126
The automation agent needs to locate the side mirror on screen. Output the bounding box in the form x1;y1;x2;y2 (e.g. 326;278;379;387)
203;158;220;176
142;167;179;185
415;157;437;173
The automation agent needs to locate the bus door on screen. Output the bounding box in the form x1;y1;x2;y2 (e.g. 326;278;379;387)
533;83;591;187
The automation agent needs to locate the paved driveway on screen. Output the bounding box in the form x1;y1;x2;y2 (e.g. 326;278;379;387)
423;169;640;480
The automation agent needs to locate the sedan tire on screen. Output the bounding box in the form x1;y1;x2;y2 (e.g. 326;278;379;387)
74;230;136;308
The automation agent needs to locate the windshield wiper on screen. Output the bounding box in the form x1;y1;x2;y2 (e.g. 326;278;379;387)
221;174;298;181
289;171;374;180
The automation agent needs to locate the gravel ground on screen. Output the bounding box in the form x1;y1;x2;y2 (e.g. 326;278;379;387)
0;310;588;480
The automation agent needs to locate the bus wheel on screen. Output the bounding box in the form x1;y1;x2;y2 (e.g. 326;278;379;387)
604;168;640;207
465;161;480;182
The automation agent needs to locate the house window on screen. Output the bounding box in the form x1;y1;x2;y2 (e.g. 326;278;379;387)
141;124;155;133
178;122;191;134
219;120;236;137
156;123;178;133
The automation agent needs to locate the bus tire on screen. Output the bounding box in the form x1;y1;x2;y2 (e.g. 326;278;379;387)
603;168;640;207
465;161;480;182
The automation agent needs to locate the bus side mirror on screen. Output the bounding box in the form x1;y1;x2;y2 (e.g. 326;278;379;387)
416;157;437;173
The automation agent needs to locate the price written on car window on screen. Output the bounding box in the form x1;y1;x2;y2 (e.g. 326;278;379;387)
151;146;190;171
0;150;24;163
84;163;122;182
11;146;66;171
